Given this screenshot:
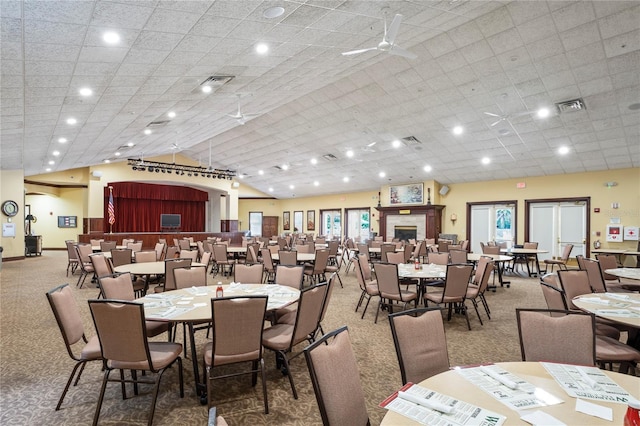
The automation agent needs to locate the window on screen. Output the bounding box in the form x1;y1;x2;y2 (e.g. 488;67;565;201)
249;212;262;237
345;208;370;241
469;203;516;254
294;211;303;233
320;209;341;240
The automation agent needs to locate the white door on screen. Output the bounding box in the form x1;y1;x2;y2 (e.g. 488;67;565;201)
470;204;515;253
529;202;586;261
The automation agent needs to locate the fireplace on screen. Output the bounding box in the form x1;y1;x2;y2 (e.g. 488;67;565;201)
395;226;417;241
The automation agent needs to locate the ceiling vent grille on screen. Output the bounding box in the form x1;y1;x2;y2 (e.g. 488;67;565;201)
147;120;170;127
402;136;422;145
201;75;235;86
555;98;586;113
322;153;338;161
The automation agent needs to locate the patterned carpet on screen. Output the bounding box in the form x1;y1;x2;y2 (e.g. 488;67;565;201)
0;251;548;425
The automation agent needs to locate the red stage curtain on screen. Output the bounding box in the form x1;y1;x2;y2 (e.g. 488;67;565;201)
104;182;207;232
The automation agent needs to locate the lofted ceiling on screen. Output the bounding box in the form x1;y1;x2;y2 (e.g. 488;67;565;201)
1;0;638;199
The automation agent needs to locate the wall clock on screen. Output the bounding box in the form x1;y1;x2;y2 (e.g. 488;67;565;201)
1;200;19;217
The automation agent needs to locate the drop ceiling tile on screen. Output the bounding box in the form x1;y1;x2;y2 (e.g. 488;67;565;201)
475;6;514;38
24;0;94;24
144;7;201;34
603;29;640;58
506;1;550;26
448;20;484;48
459;39;494;64
132;31;184;51
425;32;457;58
527;35;564;61
25;75;71;88
91;1;155;30
565;41;606;68
124;48;170;64
1;17;23;43
1;41;22;59
24;20;87;45
487;27;524;55
191;15;241;38
24;42;80;62
0;1;22;19
552;1;596;33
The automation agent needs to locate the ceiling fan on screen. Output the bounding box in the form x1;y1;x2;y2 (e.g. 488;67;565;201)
227;94;261;125
484;110;535;127
342;13;417;60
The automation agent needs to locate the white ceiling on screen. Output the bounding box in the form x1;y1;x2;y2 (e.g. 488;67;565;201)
1;0;639;198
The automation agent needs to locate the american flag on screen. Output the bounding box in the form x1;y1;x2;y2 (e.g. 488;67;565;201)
108;189;115;225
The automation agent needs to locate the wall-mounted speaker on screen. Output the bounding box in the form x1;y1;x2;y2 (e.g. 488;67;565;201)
91;171;103;178
439;185;450;196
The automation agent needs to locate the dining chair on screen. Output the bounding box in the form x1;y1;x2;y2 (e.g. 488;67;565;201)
304;249;329;284
233;263;264;283
89;253;113;283
89;299;184;426
173;265;207;289
121;238;135;246
516;308;596;366
388;307;449;385
465;257;494;324
596;254;633;292
126;241;143;252
46;284;102;410
274;265;305;290
277;250;297;266
157;258;192;293
539;274;569;313
481;245;500;255
212;244;234;276
449;249;467;264
65;240;79;276
262;282;327;399
99;241;116;252
374;262;418;324
424;263;474;330
134;250;157;263
199;251;212;275
557;269;592;309
353;255;380;322
427;252;449;265
438;240;449;253
386;251;405;264
380;243;396;263
402;244;414;263
165;246;179;260
90;239;104;247
303;326;370;426
178;239;191;251
543;244;573;273
154;242;166;261
98;273;170;339
179;249;198;262
261;248;276;283
204;296;269;414
75;244;95;288
408;240;424;263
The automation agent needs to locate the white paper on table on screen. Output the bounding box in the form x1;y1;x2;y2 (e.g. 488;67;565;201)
520;410;567;426
542;363;633;404
575;398;613;421
192;302;207;307
457;365;563;411
379;382;506;426
595;309;640;318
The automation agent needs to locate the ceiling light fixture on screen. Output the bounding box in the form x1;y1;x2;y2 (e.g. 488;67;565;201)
392;139;402;148
66;118;77;125
481;157;491;165
268;187;274;192
379;171;386;178
144;129;151;135
127;142;134;147
126;158;235;180
45;168;51;172
167;111;176;118
79;88;92;96
452;126;464;135
255;43;269;54
48;160;55;165
343;176;350;182
103;31;120;44
310;158;317;165
263;6;285;18
313;181;319;186
114;152;121;156
537;107;550;118
58;137;67;143
558;146;570;155
346;150;354;158
289;184;295;190
281;164;289;170
104;159;110;163
424;165;432;172
258;170;264;175
52;151;60;156
201;85;212;93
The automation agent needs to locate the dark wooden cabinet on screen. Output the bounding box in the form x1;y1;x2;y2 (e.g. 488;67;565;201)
262;216;279;238
25;235;42;256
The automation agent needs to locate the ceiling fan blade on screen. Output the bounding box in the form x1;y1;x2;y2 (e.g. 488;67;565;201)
226;113;242;119
388;45;417;60
490;119;502;127
512;110;534;117
484;112;501;117
386;14;403;45
341;47;378;56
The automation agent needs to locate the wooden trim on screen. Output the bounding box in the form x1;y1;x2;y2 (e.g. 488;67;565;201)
24;180;87;189
2;256;26;261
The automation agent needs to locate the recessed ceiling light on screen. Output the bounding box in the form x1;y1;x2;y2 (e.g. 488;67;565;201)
452;126;464;135
346;150;354;158
313;181;319;186
558;146;570;155
58;137;67;143
239;174;245;179
263;6;285;19
379;171;386;178
537;107;550;118
167;111;176;118
268;187;274;192
144;129;151;135
289;184;295;190
255;43;269;54
48;160;55;165
281;164;289;170
392;139;402;148
79;87;92;96
114;152;121;156
343;176;350;183
103;31;120;44
66;118;77;125
424;165;432;172
52;151;60;156
45;168;51;172
258;170;264;175
104;159;111;163
481;157;491;165
310;158;317;165
201;85;212;93
127;142;134;147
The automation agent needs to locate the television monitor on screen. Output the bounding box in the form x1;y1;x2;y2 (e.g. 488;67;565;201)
160;214;181;228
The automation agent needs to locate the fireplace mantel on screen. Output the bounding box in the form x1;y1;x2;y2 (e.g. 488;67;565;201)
376;205;444;241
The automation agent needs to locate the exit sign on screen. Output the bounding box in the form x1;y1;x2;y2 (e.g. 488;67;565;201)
516;182;526;189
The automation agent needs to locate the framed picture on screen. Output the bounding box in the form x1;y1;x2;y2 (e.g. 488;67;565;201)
389;183;424;205
283;211;290;230
307;210;315;231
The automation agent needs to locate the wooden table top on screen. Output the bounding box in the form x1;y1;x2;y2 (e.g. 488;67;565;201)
381;361;640;425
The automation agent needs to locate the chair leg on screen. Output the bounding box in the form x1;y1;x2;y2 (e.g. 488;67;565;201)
462;302;472;330
92;369;111;426
374;299;383;324
280;351;298;399
260;358;269;414
56;361;85;410
73;361;87;386
471;299;484;326
361;295;372;319
480;294;491;318
147;370;165;426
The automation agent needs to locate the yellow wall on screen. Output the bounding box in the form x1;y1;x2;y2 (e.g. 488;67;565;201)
1;169;26;258
26;188;86;248
239;168;640;251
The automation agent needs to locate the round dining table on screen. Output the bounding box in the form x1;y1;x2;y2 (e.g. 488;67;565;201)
135;283;299;397
605;268;640;281
381;361;640;425
501;248;549;277
572;292;640;329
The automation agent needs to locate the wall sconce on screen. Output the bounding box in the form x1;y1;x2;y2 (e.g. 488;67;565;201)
450;213;457;224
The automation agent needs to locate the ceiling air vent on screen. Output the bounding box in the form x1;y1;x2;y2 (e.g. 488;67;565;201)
201;75;235;86
555;98;586;113
402;136;422;145
147;120;170;127
322;153;338;161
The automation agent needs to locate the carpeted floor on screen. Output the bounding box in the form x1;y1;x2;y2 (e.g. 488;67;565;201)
0;251;549;425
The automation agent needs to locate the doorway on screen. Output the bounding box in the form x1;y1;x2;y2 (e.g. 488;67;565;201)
467;201;517;254
320;209;341;240
345;208;370;241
